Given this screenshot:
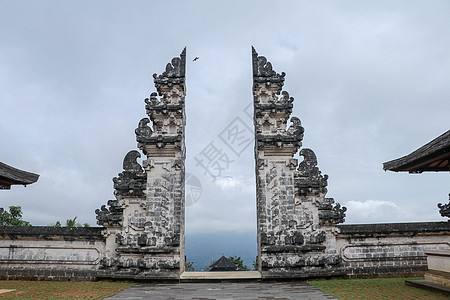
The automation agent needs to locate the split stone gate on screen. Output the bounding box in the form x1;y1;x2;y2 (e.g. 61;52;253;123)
0;48;448;281
95;47;349;279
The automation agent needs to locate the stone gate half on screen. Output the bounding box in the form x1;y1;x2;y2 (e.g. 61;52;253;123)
252;47;347;278
96;49;186;280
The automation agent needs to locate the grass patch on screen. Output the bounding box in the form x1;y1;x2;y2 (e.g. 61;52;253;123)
0;280;135;299
309;277;448;300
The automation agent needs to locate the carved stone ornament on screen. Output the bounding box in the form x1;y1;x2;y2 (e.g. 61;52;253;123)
95;199;123;226
153;48;186;87
254;90;294;116
112;150;147;196
252;46;286;85
144;92;183;116
319;198;347;225
295;148;328;195
256;117;304;148
438;194;450;218
135;118;182;149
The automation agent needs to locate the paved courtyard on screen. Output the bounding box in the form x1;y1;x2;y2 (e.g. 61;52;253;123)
104;282;336;300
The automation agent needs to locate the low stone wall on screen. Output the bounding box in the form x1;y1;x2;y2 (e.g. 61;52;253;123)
337;222;450;278
0;226;105;281
0;222;449;281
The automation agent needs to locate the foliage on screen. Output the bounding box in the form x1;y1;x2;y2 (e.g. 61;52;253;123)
252;260;258;271
52;217;89;227
185;261;195;271
309;277;449;300
66;216;78;227
0;206;31;226
228;256;249;271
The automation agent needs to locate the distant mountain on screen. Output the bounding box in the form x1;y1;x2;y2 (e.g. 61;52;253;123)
185;231;257;271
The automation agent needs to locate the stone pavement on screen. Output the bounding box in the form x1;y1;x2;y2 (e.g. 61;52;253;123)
104;282;336;300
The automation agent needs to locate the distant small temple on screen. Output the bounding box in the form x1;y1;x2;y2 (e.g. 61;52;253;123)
209;256;236;272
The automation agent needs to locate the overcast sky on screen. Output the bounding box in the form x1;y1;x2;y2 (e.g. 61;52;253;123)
0;1;449;236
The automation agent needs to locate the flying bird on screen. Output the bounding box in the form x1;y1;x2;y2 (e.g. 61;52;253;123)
193;57;199;62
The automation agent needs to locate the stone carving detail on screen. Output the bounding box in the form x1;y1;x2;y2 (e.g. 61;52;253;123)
295;148;328;195
135;49;186;153
252;46;286;85
112;150;147;197
97;49;186;280
319;198;347;225
438;195;450;218
153;47;186;86
253;47;346;278
95;200;123;226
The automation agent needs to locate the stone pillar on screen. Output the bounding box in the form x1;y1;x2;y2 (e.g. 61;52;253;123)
96;49;186;280
252;47;346;279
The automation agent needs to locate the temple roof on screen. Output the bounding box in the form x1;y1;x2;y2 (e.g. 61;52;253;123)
383;130;450;173
0;162;39;190
209;255;236;272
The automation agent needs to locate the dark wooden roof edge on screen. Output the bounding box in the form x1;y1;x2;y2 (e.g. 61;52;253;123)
383;129;450;172
210;255;236;269
0;162;40;185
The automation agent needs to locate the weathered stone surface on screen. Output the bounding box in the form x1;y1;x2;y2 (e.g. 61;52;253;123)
253;47;346;279
0;226;105;281
97;48;187;280
336;222;450;277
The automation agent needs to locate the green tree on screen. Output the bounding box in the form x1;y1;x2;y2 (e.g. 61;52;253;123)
185;261;195;271
228;256;249;271
53;217;89;227
66;217;82;227
0;206;31;226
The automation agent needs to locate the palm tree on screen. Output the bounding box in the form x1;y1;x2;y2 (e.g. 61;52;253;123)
66;217;77;227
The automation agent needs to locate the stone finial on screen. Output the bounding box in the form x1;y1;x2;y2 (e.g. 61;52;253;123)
135;118;153;142
252;46;286;85
112;150;147;196
438;194;450;218
153;47;186;86
287;117;305;140
295;148;328;195
95;199;123;226
319;199;347;225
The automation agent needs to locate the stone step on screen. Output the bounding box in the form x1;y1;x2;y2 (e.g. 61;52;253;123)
180;271;262;281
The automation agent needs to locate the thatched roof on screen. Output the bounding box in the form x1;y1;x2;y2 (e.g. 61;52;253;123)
0;162;39;190
383;130;450;173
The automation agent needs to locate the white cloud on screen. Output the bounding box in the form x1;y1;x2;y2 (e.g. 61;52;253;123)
215;176;255;194
344;200;402;224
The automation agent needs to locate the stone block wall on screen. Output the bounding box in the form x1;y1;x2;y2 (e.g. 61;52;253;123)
337;222;450;277
0;226;105;281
